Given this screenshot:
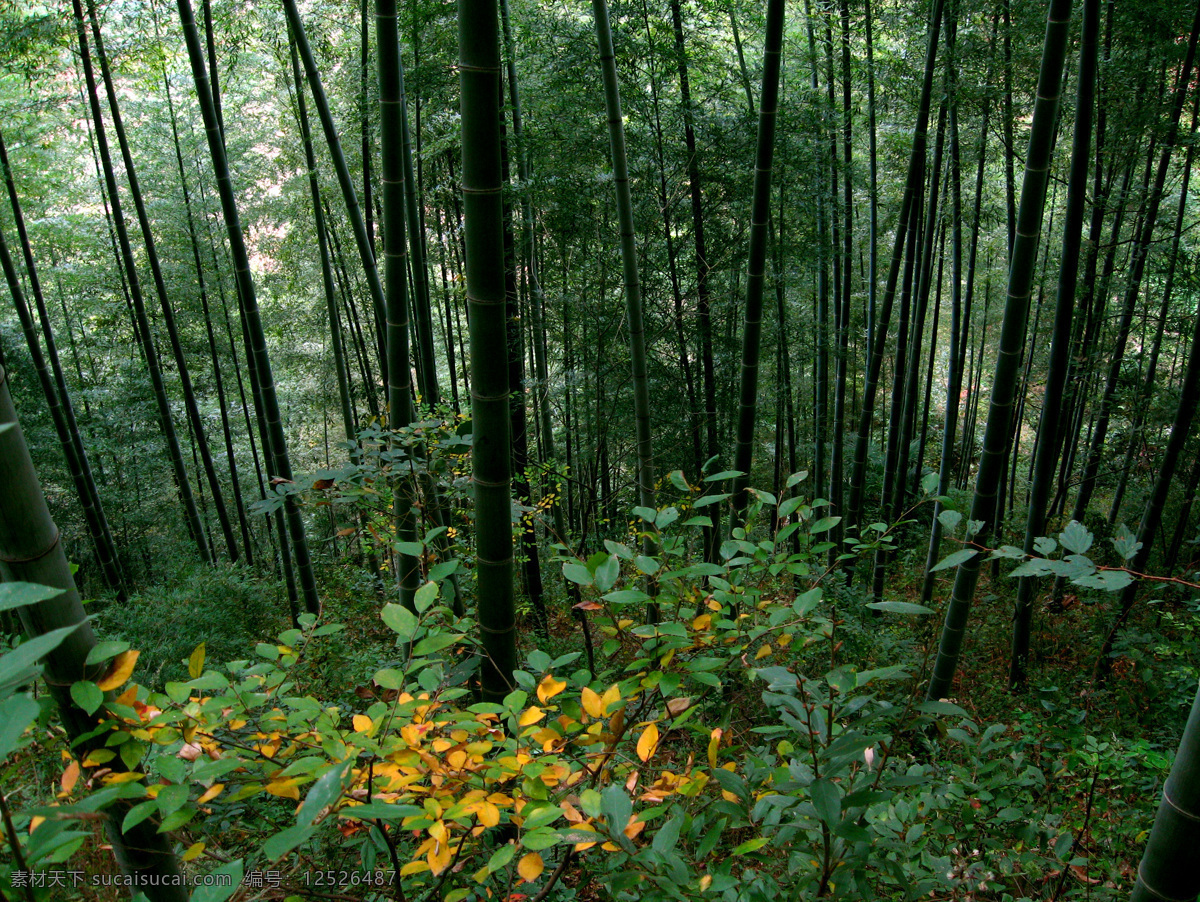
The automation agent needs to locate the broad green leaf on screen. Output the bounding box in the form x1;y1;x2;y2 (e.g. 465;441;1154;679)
810;778;841;826
778;496;806;519
0;694;40;760
1033;535;1057;555
634;555;659;575
263;824;316;861
668;470;691;492
810;516;841;534
0;583;63;613
190;860;244;902
867;601;936;615
937;509;962;532
704;470;744;482
429;560;460;582
920;471;941;495
731;836;769;855
562;563;593;586
930;548;978;572
693;493;731;508
381;603;418;640
394;540;423;557
412;633;463;656
1059;520;1093;555
1112;523;1141;562
373;669;404;690
632;506;658;523
70;681;104;716
414;581;439;613
0;624;81;688
298;759;353;826
1072;569;1133;592
594;555;620;593
785;470;809;488
655;507;680;529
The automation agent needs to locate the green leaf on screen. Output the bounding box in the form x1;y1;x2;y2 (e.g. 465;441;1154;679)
601;785;632;836
793;588;822;617
1112;523;1141;562
1072;569;1133;592
1059;520;1093;555
414;581;439;613
0;582;63;613
668;470;691;492
85;641;130;667
785;470;809;488
190;860;244;902
594;555;620;593
381;603;418;640
655;507;680;529
121;799;158;834
488;843;516;873
604;589;650;605
693;493;731;508
0;694;40;760
263;824;317;861
70;681;104;716
562;563;593;586
930;548;978;572
704;470;744;482
866;601;935;615
778;496;806;519
0;624;82;688
632;506;658;523
917;700;969;717
731;836;769;855
429;560;460;582
1033;535;1057;555
298;759;353;826
157;784;190;819
412;633;463;656
634;555;660;575
810;778;841;826
394;540;424;557
937;509;962;532
921;471;941;495
373;669;404;690
809;516;841;534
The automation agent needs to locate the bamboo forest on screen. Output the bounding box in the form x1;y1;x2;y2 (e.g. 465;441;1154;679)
3;0;1200;897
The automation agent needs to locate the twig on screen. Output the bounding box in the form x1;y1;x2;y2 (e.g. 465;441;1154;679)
530;847;575;902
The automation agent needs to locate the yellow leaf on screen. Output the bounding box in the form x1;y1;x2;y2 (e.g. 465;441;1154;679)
699;875;713;891
352;714;373;734
600;684;621;715
182;842;205;862
188;643;205;680
536;674;567;704
517;851;544;882
581;686;603;718
114;685;138;706
400;860;429;876
60;761;80;794
103;771;144;784
519;707;545;727
755;644;772;660
82;749;115;767
96;650;140;692
28;815;44;834
197;784;224;804
265;778;301;800
707;728;723;771
691;614;712;631
636;724;659;763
